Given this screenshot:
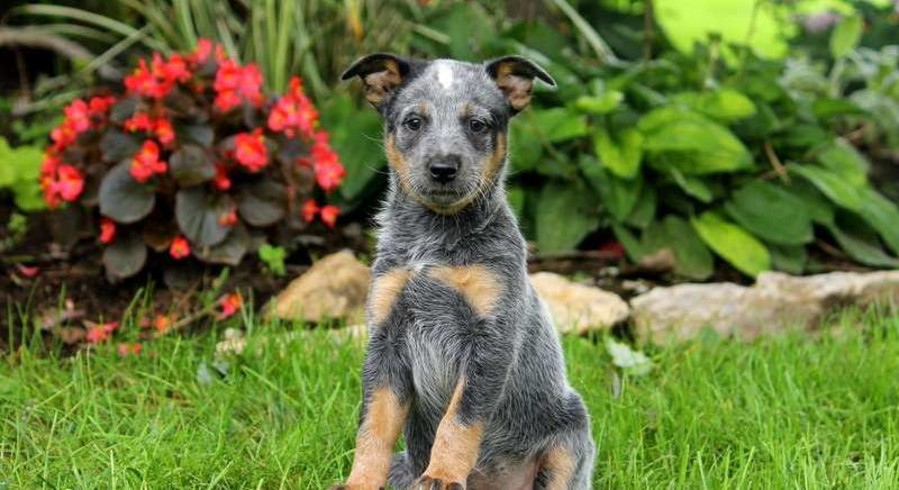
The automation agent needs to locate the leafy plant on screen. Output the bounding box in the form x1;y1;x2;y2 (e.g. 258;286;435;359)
40;40;345;281
257;243;286;277
0;137;45;211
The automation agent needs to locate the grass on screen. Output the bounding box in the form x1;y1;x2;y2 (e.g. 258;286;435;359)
2;308;899;488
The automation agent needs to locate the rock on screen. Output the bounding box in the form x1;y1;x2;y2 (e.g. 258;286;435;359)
269;250;370;323
631;271;899;343
529;272;630;335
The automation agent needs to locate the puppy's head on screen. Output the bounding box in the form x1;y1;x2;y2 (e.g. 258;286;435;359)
342;54;554;214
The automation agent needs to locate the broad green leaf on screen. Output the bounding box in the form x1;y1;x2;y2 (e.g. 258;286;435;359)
175;187;231;247
645;216;714;280
103;231;147;282
670;169;713;203
692;211;771;277
509;111;544;172
579;157;640;221
179;124;215;147
170;145;216;186
99;161;156;224
790;164;862;212
769;244;807;274
827;219;899;268
813;98;866;120
535;182;600;253
675;89;756;122
724;181;813;245
507;185;526;223
830;15;862;58
857;187;899;255
99;130;140;163
575;91;624;115
816;141;868;187
790;179;835;225
236;180;286;227
194;224;249;266
532;108;588;143
319;94;384;202
639;107;753;175
613;224;646;262
626;186;656;229
593;127;643;179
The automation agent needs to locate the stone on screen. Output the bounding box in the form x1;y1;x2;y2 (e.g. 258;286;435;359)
529;272;630;335
269;250;370;323
631;270;899;344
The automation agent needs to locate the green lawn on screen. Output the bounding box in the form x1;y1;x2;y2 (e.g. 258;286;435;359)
2;309;899;489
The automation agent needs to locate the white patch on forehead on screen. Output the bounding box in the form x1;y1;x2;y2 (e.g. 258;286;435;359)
435;62;454;90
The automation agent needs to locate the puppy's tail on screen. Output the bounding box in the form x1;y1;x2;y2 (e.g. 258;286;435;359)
387;452;417;490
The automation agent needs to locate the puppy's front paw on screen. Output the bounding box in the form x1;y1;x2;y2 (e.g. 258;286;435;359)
415;475;465;490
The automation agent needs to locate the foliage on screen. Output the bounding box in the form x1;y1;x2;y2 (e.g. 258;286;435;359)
257;243;287;277
40;40;345;282
0;137;45;211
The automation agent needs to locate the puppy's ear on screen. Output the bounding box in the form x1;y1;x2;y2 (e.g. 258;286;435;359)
485;56;555;115
341;53;411;108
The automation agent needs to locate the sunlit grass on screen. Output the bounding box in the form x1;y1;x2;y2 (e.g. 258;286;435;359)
1;308;898;488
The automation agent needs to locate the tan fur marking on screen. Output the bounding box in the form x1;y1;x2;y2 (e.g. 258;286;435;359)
430;265;502;317
495;62;534;111
385;134;411;190
346;388;409;488
482;132;507;185
362;59;402;106
369;268;411;325
543;445;576;490
422;379;484;483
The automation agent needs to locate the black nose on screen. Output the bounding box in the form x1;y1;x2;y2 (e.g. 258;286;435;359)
429;156;460;184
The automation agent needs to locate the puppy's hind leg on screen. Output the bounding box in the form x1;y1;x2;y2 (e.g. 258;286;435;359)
387;452;416;490
537;395;595;490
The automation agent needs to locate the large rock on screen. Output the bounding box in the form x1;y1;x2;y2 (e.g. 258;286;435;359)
530;272;630;335
631;271;899;343
269;250;370;323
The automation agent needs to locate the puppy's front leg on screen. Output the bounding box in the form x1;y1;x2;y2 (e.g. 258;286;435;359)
418;321;517;489
336;332;411;490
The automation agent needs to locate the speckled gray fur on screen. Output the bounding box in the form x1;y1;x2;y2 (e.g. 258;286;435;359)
343;56;595;489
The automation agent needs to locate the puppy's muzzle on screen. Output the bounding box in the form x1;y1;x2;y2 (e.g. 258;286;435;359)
428;155;461;184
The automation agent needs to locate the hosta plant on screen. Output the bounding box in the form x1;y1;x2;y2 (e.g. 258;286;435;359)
40;40;345;281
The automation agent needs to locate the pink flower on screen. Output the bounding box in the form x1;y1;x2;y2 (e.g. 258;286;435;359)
302;199;319;223
63;99;91;133
234;129;268;172
169;236;191;260
217;292;242;320
214;59;264;112
267;77;318;139
99;218;116;244
130;140;167;183
320;204;340;229
299;132;345;192
86;321;119;344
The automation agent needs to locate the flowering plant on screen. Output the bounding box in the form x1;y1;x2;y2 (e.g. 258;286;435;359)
41;40;345;281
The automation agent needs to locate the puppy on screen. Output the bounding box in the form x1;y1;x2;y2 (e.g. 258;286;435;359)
334;54;595;490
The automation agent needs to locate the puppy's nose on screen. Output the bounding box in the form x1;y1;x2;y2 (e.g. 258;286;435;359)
429;156;460;184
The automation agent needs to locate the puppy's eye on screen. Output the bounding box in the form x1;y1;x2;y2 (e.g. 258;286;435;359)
404;117;422;131
469;118;488;133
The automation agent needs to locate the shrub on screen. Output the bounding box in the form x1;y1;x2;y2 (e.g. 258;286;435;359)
40;40;345;281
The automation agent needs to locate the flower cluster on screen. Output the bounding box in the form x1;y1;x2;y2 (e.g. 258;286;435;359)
42;39;346;281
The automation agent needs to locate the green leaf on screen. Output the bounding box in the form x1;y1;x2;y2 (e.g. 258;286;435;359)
816;141;868;187
790;164;863;212
194;224;249;266
319;94;384;202
236;180;286;227
574;91;624;115
639;107;753;175
769;244;807;274
579;157;640;221
813;98;866;120
857;187;899;255
175;187;231;247
109;96;139;124
593;127;643;179
532;108;588;143
170;145;215;186
99;161;156;224
103;231;147;282
724;181;814;245
670;169;713;203
613;224;647;262
827;218;899;268
99;130;140;163
179;124;215;147
626;185;656;229
791;179;835;225
258;243;287;276
535;182;600;253
509;111;544;172
830;15;862;59
675;89;756;122
645;216;714;280
691;211;771;277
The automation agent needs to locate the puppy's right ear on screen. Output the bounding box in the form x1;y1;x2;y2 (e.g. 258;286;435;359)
341;53;410;109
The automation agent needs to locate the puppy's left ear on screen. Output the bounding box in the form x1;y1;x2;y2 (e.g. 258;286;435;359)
485;56;555;115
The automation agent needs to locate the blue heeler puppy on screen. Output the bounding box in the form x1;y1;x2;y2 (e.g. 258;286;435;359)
333;54;595;489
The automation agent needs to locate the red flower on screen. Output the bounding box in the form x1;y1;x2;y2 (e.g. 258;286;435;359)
86;321;119;344
218;208;238;227
217;292;242;320
152;314;172;333
63;99;91;133
192;38;213;64
213;59;264;112
302;199;319;223
124;58;169;99
213;163;232;190
50;123;77;151
169;236;191;260
124;112;154;132
154;118;175;146
234;129;268;172
268;77;318;139
99;218;117;244
54;165;85;202
301;132;345;192
130;140;167;183
117;343;143;356
320;204;340;229
88;95;117;117
160;53;191;83
16;264;40;278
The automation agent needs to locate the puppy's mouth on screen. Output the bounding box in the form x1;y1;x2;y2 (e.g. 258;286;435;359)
416;188;478;214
